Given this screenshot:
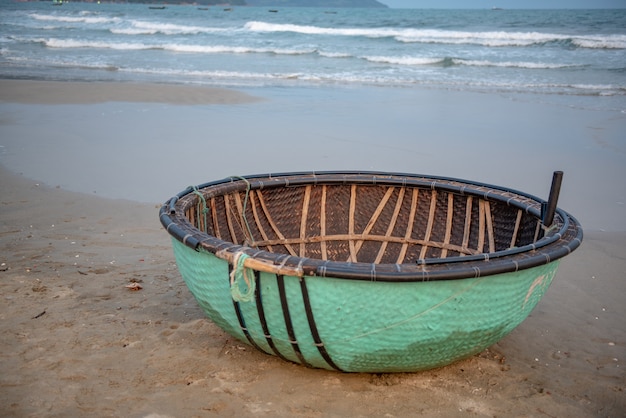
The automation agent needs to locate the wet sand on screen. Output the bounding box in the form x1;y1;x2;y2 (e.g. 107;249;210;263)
0;79;262;105
0;80;625;417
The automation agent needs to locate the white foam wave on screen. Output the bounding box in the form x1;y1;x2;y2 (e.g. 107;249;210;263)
111;20;229;36
570;83;625;93
245;21;397;38
40;38;315;56
571;35;626;50
29;13;118;25
0;49;118;71
360;55;571;69
453;59;574;69
318;51;351;59
165;44;314;55
245;21;625;50
363;55;442;66
42;38;151;51
398;32;626;49
113;64;387;85
397;30;569;47
124;67;291;82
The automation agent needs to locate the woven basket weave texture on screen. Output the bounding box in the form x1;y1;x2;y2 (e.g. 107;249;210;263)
172;238;558;372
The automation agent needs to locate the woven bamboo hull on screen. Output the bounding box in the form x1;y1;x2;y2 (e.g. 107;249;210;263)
160;171;582;372
172;238;559;372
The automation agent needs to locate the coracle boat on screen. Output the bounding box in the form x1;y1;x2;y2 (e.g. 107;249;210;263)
159;171;582;373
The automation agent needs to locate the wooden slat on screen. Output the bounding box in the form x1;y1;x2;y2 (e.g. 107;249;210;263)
396;188;419;264
353;187;395;257
210;197;221;240
374;187;405;264
223;194;239;245
299;185;312;257
197;204;205;232
249;190;273;252
348;184;357;262
477;199;486;253
188;205;197;230
320;185;328;261
440;193;454;258
484;200;495;253
460;196;473;256
233;191;244;220
255;190;298;257
419;190;438;259
232;191;253;245
190;203;201;232
252;234;479;256
533;219;542;243
510;209;523;249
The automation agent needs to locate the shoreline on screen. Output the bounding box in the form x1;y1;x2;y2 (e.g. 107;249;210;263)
0;79;262;105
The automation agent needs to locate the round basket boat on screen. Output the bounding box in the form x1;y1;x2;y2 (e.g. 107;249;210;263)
159;171;582;373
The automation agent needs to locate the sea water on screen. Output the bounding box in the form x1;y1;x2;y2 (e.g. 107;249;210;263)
1;2;625;109
1;2;625;230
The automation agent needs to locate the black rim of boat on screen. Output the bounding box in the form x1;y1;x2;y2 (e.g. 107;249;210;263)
159;171;583;282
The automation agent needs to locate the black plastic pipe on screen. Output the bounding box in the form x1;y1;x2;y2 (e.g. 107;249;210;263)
542;171;563;227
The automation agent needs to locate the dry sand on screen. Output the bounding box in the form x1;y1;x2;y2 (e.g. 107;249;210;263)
1;168;624;418
1;80;625;417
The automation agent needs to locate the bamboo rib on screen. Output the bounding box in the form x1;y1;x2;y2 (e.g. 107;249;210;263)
484;200;495;253
348;184;357;262
533;220;542;243
396;188;419;264
510;209;523;249
205;184;519;264
300;185;312;257
460;196;473;256
477;199;486;253
353;187;395;257
233;191;244;220
255;191;298;257
249;190;274;253
320;185;328;261
196;203;205;233
232;191;253;245
188;204;196;229
419;191;438;259
374;187;405;264
252;234;479;256
190;204;199;232
223;195;239;245
210;197;221;240
440;193;454;258
196;204;204;232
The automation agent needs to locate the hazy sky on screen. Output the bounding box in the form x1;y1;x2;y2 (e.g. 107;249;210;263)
379;0;626;8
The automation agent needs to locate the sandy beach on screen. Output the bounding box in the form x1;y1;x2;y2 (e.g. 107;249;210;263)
0;80;262;106
1;80;625;417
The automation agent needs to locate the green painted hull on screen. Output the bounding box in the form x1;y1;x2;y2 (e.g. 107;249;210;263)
161;171;582;372
172;238;559;372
